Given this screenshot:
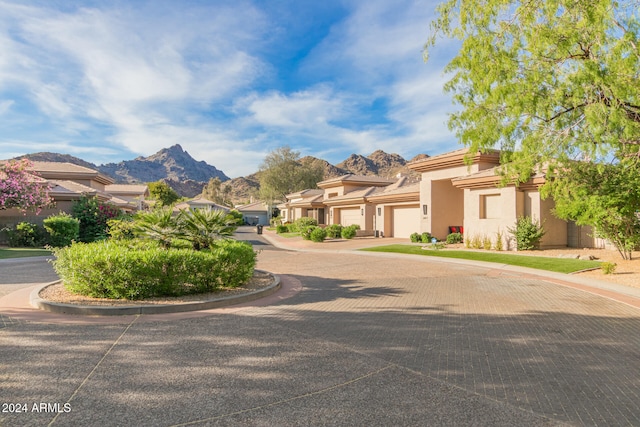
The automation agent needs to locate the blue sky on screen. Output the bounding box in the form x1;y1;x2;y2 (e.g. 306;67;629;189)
0;0;460;178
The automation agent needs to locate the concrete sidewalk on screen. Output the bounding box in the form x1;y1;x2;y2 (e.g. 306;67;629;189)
1;229;639;426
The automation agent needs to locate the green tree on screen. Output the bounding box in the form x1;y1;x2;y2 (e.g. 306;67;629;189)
546;159;640;260
425;0;640;180
148;181;180;207
258;146;324;204
201;177;232;206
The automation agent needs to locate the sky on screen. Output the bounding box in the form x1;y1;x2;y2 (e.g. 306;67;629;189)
0;0;461;178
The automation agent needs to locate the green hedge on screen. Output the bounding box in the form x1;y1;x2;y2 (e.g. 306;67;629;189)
340;224;360;239
43;213;80;247
51;240;256;300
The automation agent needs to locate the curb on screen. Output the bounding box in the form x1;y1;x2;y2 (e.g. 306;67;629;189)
30;270;281;316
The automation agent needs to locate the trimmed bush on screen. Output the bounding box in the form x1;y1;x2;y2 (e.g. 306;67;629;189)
325;224;343;239
51;239;256;300
420;232;433;243
276;224;288;234
341;224;359;239
446;232;463;244
7;222;45;247
43;214;80;247
410;232;421;243
309;227;327;242
301;225;317;240
290;217;318;233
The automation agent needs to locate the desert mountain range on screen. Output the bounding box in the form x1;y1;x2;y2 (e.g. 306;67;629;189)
17;145;428;204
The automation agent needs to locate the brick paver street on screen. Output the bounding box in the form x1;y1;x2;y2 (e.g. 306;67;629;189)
1;227;639;426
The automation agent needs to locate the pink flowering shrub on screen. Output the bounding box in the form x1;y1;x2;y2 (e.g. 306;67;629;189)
0;159;52;214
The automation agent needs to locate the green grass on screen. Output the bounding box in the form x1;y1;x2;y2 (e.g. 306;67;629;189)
276;232;301;238
360;244;602;274
0;247;53;260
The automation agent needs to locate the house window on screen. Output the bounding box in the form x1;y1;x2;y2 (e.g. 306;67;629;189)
480;194;501;219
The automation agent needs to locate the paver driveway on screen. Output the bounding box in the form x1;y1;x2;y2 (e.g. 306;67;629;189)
1;229;639;426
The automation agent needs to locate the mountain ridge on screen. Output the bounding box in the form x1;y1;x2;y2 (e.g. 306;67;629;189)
14;146;427;203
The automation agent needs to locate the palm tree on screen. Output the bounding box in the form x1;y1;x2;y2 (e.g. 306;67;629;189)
178;208;238;250
132;207;179;249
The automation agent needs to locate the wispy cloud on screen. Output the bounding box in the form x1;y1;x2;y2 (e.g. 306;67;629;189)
0;0;458;177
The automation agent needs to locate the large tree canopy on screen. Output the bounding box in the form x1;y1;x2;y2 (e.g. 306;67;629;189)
426;0;640;179
259;146;324;204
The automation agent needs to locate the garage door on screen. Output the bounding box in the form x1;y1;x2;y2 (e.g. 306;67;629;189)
340;208;361;227
392;206;420;238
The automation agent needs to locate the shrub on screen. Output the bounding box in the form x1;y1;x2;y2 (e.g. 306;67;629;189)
107;217;136;241
301;225;317;240
7;222;45;247
309;227;327;242
508;216;546;251
72;195;122;242
420;232;433;243
51;240;256;299
226;209;244;224
446;232;463;244
482;235;492;250
470;234;482;249
494;230;504;251
601;262;617;275
276;224;288;234
325;224;343;239
178;208;237;250
341;224;359;239
43;214;80;247
289;217;317;232
410;232;421;243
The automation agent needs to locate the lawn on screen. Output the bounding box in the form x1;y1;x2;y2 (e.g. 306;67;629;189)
360;244;602;274
0;247;53;260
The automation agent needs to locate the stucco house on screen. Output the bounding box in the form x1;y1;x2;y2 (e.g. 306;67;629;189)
236;201;271;225
174;197;230;213
408;148;598;249
367;176;421;238
319;174;396;235
278;189;325;224
0;161;149;243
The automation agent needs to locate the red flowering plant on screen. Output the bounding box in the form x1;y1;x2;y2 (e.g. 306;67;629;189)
72;195;122;242
0;159;53;214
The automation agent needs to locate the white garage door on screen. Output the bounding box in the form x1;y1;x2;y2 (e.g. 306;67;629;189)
392;206;420;238
340;208;361;227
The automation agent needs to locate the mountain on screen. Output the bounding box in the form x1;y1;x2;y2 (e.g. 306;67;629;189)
16;152;98;170
337;150;417;178
99;144;229;184
14;146;429;203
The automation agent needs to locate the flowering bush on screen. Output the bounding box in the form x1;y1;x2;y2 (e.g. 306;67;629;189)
0;159;52;214
72;195;122;242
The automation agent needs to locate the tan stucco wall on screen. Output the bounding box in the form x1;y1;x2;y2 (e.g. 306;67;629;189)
463;187;568;250
418;162;492;237
463;187;519;250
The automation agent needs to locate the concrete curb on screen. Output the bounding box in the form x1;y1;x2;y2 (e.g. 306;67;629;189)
29;270;281;316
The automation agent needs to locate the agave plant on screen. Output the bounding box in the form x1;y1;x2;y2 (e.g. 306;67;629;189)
178;208;238;250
